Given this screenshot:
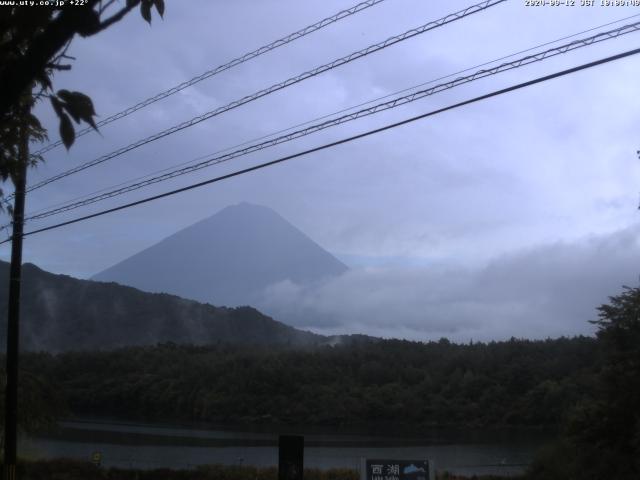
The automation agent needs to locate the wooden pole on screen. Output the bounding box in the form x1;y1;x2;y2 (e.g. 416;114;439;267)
3;117;28;480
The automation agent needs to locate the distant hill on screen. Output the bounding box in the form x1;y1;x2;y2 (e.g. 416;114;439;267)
0;261;327;352
92;202;348;307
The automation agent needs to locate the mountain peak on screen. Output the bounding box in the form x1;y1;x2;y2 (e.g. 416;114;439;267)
93;203;347;307
224;201;268;210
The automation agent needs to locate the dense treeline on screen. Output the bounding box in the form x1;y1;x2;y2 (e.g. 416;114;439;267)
19;335;600;429
0;367;66;433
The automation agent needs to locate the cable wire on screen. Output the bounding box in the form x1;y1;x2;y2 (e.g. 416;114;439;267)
17;0;506;198
22;19;640;223
30;0;391;157
4;45;639;244
23;12;640;219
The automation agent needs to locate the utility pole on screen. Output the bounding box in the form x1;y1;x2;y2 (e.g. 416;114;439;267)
3;114;28;480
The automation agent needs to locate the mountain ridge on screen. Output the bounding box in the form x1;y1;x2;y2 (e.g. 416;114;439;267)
0;260;377;352
0;261;328;352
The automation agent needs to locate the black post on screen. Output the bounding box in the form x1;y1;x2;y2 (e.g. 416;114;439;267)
278;435;304;480
3;121;28;480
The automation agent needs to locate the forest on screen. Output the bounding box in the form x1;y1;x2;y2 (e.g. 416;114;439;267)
15;335;599;429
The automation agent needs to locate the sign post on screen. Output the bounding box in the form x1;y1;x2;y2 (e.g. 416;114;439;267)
278;435;304;480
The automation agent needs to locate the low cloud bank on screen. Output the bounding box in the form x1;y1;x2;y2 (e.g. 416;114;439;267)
257;225;640;342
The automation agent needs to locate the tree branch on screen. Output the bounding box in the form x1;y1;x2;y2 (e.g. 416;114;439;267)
99;0;119;15
93;1;140;34
0;0;140;122
46;63;72;71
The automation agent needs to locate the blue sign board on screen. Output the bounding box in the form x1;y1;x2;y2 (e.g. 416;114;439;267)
365;459;430;480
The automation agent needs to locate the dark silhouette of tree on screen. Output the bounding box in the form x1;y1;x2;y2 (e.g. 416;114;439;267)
527;286;640;480
0;2;165;463
569;286;640;479
0;0;165;184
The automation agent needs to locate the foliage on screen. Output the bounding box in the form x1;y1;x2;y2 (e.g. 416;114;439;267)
0;0;165;190
20;336;600;429
0;103;46;185
526;286;640;480
9;459;358;480
0;361;67;434
524;440;578;480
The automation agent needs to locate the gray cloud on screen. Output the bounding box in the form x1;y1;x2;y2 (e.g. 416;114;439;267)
257;224;640;342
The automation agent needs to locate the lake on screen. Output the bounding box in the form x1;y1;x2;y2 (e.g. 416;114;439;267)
21;419;552;477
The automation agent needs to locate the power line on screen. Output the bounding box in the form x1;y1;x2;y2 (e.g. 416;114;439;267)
4;45;639;245
16;0;505;198
23;12;640;220
22;19;640;223
30;0;391;157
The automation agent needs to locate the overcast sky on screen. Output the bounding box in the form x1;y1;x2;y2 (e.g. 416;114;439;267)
2;0;640;341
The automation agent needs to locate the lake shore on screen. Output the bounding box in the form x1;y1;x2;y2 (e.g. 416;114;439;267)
21;418;540;477
10;458;523;480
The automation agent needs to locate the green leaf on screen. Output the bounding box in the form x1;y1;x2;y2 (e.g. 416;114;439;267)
50;96;64;118
27;114;48;143
76;9;101;37
70;92;97;129
153;0;164;18
56;89;73;104
126;0;139;7
57;90;98;130
59;113;75;150
141;0;152;24
76;92;96;117
27;114;43;131
36;71;53;92
61;102;81;124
